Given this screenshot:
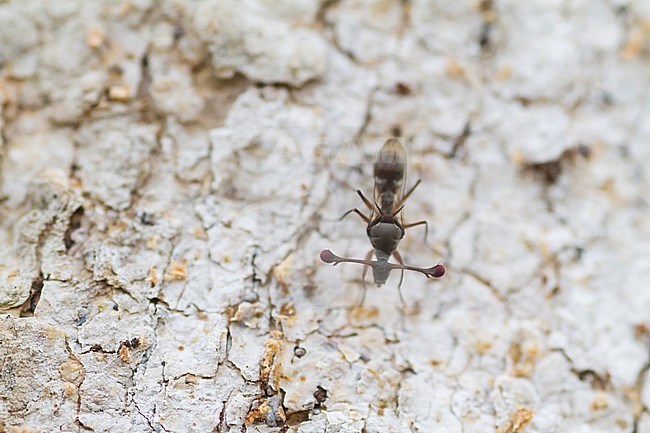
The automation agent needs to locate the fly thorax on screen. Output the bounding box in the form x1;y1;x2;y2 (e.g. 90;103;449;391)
368;222;403;254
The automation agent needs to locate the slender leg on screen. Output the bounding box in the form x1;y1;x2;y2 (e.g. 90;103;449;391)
397;179;421;207
392;250;406;306
340;208;370;222
404;220;429;243
356;189;373;210
358;249;374;306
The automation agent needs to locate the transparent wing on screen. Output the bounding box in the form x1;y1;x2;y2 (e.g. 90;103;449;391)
373;138;407;222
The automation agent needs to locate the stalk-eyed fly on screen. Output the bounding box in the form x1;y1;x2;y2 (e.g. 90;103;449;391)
321;138;445;302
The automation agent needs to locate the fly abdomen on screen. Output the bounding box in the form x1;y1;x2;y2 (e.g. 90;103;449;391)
374;138;406;212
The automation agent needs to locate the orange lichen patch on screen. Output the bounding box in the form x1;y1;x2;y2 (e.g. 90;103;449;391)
621;20;650;60
192;226;208;240
480;3;496;23
510;345;524;370
164;259;187;282
350;305;379;322
260;331;284;389
400;301;422;317
621;386;643;416
497;65;512;80
6;269;18;278
146;236;159;249
510;341;541;377
525;344;540;359
591;392;609;410
276;303;296;328
511;150;526;165
116;1;133;16
146;266;158;287
475;340;493;355
118;344;130;363
59;357;85;385
0;81;12;109
446;58;465;78
107;85;131;101
63;382;77;398
45;326;65;340
633;322;649;340
245;401;271;424
86;27;105;48
279;303;295;317
598;178;617;196
273;254;294;293
365;368;381;382
498;407;534;433
224;306;236;321
271;363;286;390
395;81;412;95
539;241;551;261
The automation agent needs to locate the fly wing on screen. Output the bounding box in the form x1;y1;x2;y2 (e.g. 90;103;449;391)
373;138;406;221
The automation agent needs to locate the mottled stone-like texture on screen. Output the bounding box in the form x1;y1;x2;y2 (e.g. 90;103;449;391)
0;0;649;432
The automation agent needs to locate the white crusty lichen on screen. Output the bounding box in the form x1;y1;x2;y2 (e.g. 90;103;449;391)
0;0;649;432
0;316;82;431
0;178;82;309
194;0;327;86
75;116;158;211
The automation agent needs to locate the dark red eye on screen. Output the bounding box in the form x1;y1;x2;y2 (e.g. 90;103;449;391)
430;264;445;278
320;249;337;263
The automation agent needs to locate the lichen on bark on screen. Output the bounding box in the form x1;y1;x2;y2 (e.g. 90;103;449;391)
0;0;649;432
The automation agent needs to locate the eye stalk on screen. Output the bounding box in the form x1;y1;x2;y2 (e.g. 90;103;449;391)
320;249;445;279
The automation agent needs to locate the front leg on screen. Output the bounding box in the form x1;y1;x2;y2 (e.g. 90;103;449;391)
356;189;373;210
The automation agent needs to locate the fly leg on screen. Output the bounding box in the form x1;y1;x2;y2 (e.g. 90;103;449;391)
339;190;373;222
396;179;421;207
399;179;428;242
356;189;373;210
392;250;407;307
404;220;429;243
357;249;374;306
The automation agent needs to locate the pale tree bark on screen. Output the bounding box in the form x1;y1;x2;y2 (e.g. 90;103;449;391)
0;1;649;432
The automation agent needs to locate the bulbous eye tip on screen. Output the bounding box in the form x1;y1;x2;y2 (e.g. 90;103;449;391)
430;263;445;278
320;249;337;263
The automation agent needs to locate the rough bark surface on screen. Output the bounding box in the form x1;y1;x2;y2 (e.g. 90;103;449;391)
1;1;649;432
